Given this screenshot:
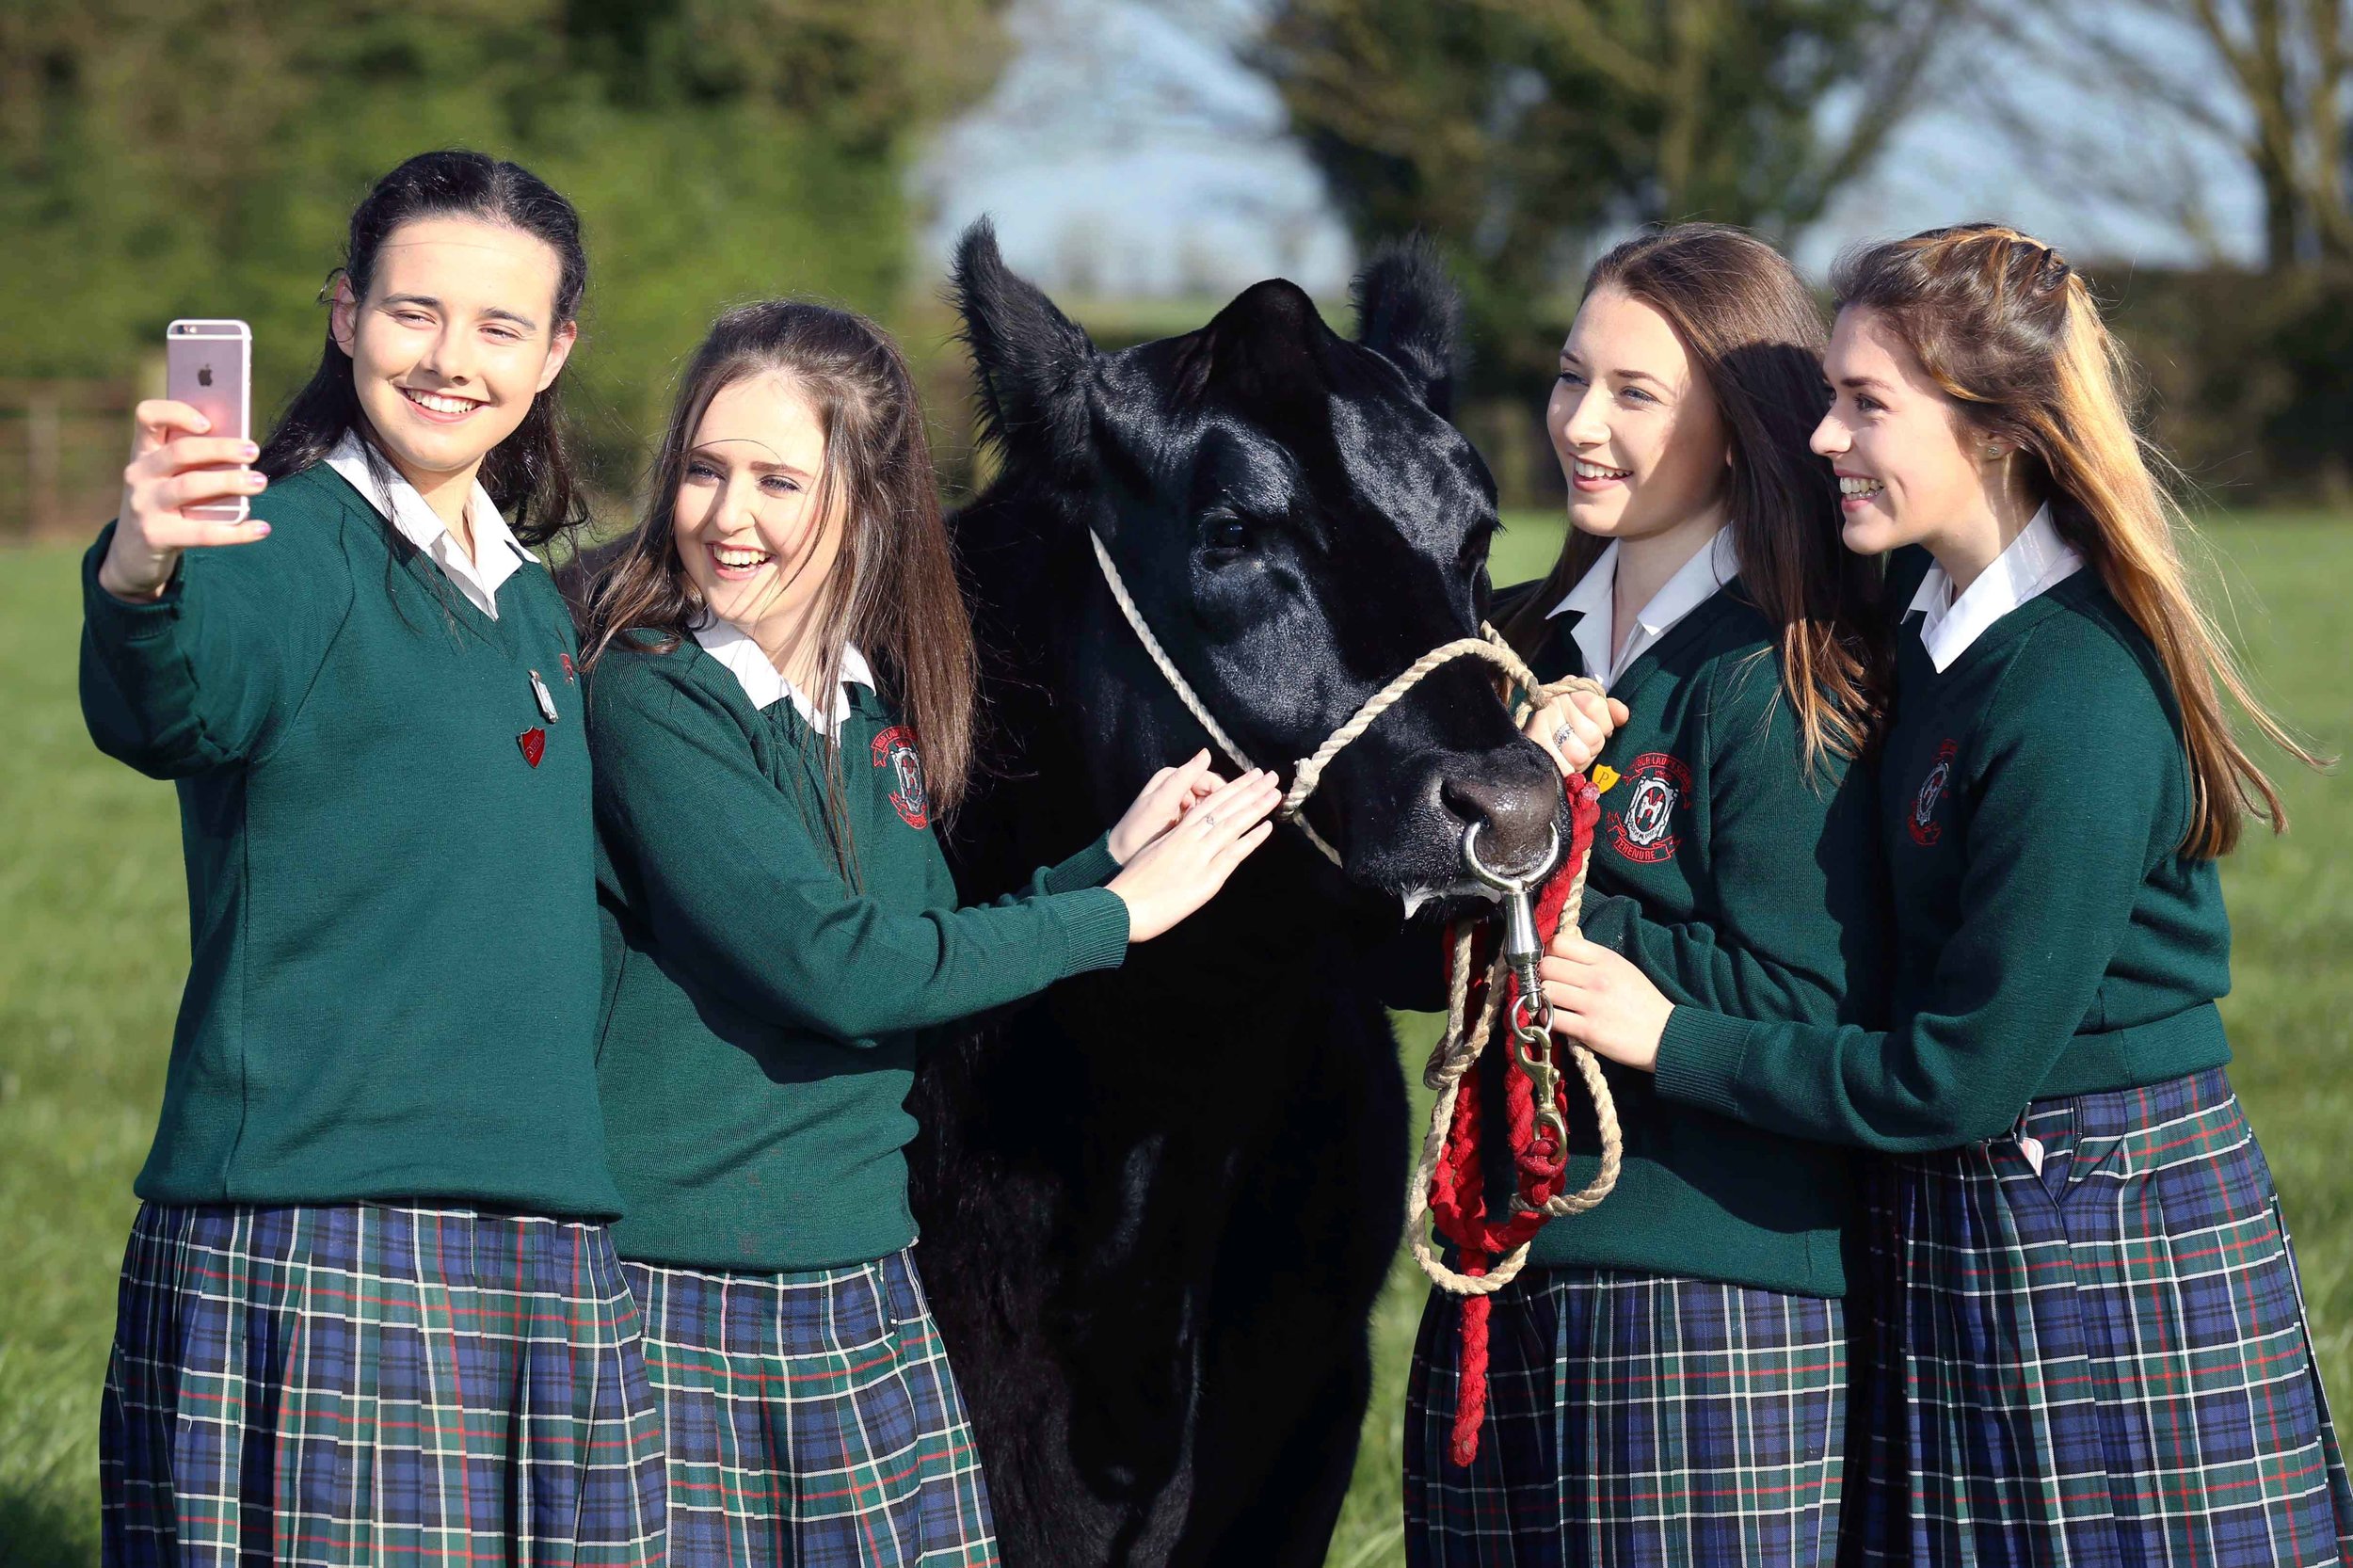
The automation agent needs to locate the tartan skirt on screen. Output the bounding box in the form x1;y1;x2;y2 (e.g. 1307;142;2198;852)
1404;1267;1848;1566
1847;1066;2353;1565
623;1245;996;1568
101;1201;667;1567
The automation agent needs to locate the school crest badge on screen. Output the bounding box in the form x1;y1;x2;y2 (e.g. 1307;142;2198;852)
1910;739;1958;845
1606;751;1690;864
871;725;930;829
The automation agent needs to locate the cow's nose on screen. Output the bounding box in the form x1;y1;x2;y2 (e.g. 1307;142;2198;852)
1440;753;1561;875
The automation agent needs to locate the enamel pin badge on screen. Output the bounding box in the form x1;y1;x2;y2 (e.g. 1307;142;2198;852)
518;727;547;767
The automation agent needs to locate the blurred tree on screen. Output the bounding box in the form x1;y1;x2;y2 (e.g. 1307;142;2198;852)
1249;0;1970;382
0;0;1009;497
1978;0;2349;271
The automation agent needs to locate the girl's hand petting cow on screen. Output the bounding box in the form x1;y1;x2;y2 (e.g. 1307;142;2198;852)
1107;747;1226;863
1106;763;1284;941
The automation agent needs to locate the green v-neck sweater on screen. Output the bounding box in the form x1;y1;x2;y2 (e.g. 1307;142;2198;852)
1497;577;1888;1298
586;635;1130;1272
1656;557;2232;1149
79;462;619;1217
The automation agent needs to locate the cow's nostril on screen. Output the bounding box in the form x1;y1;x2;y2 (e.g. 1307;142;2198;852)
1440;772;1558;871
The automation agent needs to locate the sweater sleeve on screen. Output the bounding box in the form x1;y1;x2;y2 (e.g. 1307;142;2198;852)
1577;655;1883;1028
1031;834;1123;896
919;827;1121;913
1653;623;2182;1150
78;515;353;777
593;658;1129;1047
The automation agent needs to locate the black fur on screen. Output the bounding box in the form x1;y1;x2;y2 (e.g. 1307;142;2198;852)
908;222;1564;1565
1349;236;1465;418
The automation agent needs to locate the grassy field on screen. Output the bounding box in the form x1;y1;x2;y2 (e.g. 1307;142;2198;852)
0;513;2345;1566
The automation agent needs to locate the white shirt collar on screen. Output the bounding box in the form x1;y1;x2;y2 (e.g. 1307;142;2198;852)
1546;525;1737;692
1906;504;2084;672
691;615;874;734
324;433;529;620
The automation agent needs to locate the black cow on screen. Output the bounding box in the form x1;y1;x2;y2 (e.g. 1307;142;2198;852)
905;222;1564;1566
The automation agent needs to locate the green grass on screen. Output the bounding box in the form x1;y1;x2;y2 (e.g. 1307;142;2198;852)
0;515;2345;1567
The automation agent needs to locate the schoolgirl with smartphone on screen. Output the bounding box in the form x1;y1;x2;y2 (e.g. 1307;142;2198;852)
1404;224;1888;1566
1546;223;2352;1564
83;151;664;1565
580;300;1279;1566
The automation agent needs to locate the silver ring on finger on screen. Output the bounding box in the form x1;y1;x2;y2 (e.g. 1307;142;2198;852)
1202;810;1218;832
1553;725;1577;753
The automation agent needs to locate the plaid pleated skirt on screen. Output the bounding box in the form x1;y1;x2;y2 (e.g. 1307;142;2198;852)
1847;1066;2353;1565
622;1245;996;1568
101;1201;667;1567
1404;1267;1848;1566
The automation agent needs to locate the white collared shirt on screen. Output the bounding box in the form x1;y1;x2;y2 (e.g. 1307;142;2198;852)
1907;504;2084;672
692;616;874;735
1547;526;1738;692
325;433;532;620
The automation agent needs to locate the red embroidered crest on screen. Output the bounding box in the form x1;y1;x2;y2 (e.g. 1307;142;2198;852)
560;651;576;682
1606;751;1690;863
870;725;930;828
517;727;546;768
1909;739;1958;845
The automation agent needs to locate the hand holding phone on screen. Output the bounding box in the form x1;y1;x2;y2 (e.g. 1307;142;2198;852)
98;320;272;602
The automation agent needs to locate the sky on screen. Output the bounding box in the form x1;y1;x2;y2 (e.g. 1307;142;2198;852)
915;0;2265;301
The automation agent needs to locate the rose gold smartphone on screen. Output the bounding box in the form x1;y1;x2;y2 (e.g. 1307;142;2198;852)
165;319;252;522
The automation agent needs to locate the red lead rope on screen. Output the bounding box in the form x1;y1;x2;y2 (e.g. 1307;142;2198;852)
1428;775;1602;1465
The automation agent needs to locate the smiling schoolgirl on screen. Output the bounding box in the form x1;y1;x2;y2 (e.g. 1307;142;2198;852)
1403;225;1888;1566
81;152;664;1564
1547;223;2353;1564
580;300;1279;1566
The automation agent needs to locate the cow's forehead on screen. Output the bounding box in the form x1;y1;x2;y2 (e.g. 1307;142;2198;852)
1327;395;1482;548
1161;391;1483;546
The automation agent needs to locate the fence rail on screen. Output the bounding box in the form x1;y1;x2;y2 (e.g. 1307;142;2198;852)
0;378;137;540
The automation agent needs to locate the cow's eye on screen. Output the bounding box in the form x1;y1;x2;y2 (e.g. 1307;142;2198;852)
1202;511;1252;554
1460;519;1499;568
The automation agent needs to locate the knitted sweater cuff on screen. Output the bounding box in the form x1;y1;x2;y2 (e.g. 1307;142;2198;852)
1039;833;1122;895
1057;888;1131;976
1654;1006;1752;1121
84;524;186;645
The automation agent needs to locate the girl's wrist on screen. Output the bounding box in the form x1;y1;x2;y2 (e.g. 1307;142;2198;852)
98;535;174;602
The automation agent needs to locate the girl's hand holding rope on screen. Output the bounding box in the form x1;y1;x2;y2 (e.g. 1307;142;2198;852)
1524;688;1627;776
1540;933;1673;1072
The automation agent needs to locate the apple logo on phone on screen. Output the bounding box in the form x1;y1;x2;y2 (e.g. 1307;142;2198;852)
198;365;214;387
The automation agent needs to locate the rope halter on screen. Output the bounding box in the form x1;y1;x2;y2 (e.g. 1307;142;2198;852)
1087;529;1550;867
1083;524;1623;1310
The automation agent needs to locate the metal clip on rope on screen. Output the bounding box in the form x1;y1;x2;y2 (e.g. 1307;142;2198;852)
1464;822;1568;1192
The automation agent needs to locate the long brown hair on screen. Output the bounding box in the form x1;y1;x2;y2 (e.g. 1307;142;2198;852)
1499;224;1885;770
1833;222;2321;856
584;301;978;864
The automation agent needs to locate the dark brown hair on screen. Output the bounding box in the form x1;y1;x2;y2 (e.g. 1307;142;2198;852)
1500;223;1885;769
262;149;588;545
584;300;978;865
1833;222;2320;855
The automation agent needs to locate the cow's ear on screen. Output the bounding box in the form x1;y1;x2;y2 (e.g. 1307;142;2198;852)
1352;236;1464;418
953;217;1096;461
